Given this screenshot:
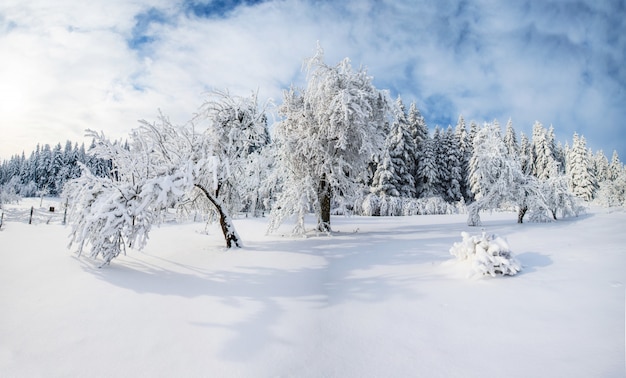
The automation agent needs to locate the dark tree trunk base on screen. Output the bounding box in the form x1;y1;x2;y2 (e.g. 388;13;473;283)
517;206;528;224
318;174;331;233
195;184;242;248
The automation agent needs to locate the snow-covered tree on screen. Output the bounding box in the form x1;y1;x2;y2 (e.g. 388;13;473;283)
531;121;558;180
64;91;269;264
0;178;21;209
525;165;582;221
596;168;626;207
454;115;472;202
407;101;428;194
592;150;610;184
595;151;626;207
416;133;439;198
519;132;532;175
567;133;595;201
438;126;463;202
503;119;518;157
370;149;400;197
467;123;530;225
269;46;390;233
371;97;416;198
609;151;623;181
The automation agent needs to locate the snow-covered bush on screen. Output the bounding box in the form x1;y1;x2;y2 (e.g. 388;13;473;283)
356;194;462;216
415;196;458;215
0;178;21;209
359;193;381;216
450;232;522;277
595;179;626;207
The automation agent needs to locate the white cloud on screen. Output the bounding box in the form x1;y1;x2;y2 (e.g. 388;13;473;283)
1;0;624;160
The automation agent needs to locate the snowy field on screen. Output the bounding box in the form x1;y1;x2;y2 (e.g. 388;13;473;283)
1;198;624;377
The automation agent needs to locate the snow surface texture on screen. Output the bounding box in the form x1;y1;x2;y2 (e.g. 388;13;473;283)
450;231;522;277
1;198;625;377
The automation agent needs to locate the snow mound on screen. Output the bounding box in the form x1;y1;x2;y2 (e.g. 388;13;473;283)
450;231;522;277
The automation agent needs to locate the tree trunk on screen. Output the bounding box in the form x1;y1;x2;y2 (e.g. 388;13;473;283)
194;184;242;248
318;174;331;232
517;206;528;224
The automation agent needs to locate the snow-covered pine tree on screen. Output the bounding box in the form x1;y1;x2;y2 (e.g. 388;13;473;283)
503;119;519;157
382;96;417;198
417;131;440;198
531;121;558;180
519;132;532;175
407;101;428;194
269;46;390;233
454;115;472;202
432;127;448;197
568;133;595;201
595;150;626;207
408;102;428;152
609;151;623;181
370;149;400;198
593;150;610;184
439;126;463;202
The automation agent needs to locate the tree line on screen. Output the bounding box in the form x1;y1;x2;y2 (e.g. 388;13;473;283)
0;140;111;199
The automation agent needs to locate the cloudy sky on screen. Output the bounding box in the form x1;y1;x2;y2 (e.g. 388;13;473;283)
1;0;625;160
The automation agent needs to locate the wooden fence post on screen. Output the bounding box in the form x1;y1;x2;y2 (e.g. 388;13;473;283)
29;206;34;225
0;211;4;229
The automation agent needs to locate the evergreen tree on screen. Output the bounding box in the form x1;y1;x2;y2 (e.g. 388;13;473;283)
439;126;463;202
370;149;400;197
596;152;626;207
609;151;623;181
468;121;479;148
407;102;428;195
531;121;557;180
568;133;595;201
432;126;447;197
381;96;417;198
455;115;472;202
416;133;439;198
503;119;519;157
593;150;610;184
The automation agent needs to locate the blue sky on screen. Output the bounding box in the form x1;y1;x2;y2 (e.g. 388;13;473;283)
1;0;624;160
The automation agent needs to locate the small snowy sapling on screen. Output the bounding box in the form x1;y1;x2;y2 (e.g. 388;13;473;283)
450;231;522;277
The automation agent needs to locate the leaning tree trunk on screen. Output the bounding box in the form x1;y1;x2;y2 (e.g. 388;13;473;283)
194;184;242;248
517;206;528;224
318;173;331;232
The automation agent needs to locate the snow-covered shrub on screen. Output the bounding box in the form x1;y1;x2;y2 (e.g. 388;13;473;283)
379;194;403;216
356;194;463;216
595;175;626;208
466;204;481;226
360;193;380;216
0;179;21;209
450;232;522;277
417;196;456;215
